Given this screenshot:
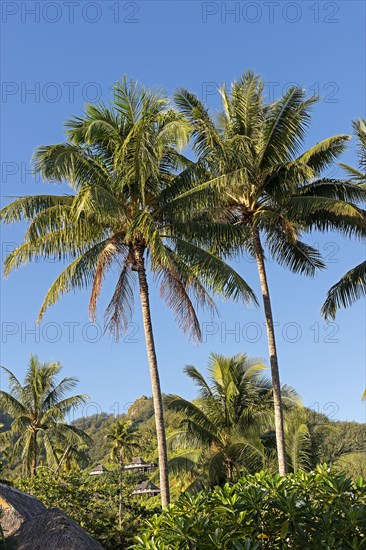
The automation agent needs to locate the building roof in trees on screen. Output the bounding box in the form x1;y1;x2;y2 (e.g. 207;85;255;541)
132;480;160;495
132;457;147;465
0;484;104;549
89;464;109;475
125;457;157;470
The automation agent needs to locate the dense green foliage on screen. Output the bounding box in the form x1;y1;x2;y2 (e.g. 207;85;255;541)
71;397;366;482
134;466;366;549
2;393;365;483
16;469;155;548
166;352;299;490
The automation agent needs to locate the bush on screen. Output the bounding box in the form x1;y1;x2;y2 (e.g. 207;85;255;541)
134;465;366;549
16;469;151;548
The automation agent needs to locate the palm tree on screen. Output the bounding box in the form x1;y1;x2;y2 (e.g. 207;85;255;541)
0;355;89;477
106;419;139;529
284;408;311;473
165;352;299;490
0;78;255;505
322;118;366;318
173;72;366;474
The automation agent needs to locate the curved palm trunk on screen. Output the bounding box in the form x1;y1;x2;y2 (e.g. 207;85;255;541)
55;444;72;476
136;251;170;507
252;230;287;475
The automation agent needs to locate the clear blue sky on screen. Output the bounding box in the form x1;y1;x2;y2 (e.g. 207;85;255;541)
1;0;365;423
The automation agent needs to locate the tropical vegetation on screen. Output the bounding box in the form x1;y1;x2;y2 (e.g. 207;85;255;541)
0;360;365;546
0;70;365;548
0;355;89;477
171;72;366;474
106;419;139;528
166;352;299;490
134;466;366;549
0;78;255;506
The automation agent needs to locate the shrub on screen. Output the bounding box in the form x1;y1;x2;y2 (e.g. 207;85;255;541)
16;469;151;548
134;465;366;549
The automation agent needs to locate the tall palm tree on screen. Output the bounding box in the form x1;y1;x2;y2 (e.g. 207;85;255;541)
106;419;139;529
322;118;366;318
0;355;89;477
172;72;366;474
165;352;299;490
0;79;255;505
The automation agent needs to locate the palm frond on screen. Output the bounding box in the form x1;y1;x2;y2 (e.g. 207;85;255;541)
104;260;135;338
297;135;350;174
261;88;318;166
266;234;325;276
183;366;214;400
170;237;258;305
37;240;108;322
174;88;223;158
321;260;366;319
0;195;73;224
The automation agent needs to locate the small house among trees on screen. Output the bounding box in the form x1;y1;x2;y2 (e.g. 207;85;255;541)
89;464;109;475
132;480;160;497
124;457;157;474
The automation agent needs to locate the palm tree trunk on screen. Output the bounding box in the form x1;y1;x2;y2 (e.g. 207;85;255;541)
252;229;287;475
31;431;37;478
55;444;71;476
227;460;234;483
135;250;170;507
119;451;123;529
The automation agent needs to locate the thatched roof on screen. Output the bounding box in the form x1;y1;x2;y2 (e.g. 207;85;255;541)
9;508;104;550
0;484;46;535
0;484;104;549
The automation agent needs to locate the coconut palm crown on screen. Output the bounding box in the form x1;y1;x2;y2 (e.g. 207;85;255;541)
165;352;299;491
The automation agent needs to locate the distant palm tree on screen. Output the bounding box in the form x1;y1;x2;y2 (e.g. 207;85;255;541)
0;355;89;477
322;118;366;318
284;408;311;473
106;420;139;528
173;72;366;474
165;353;299;491
1;78;255;505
